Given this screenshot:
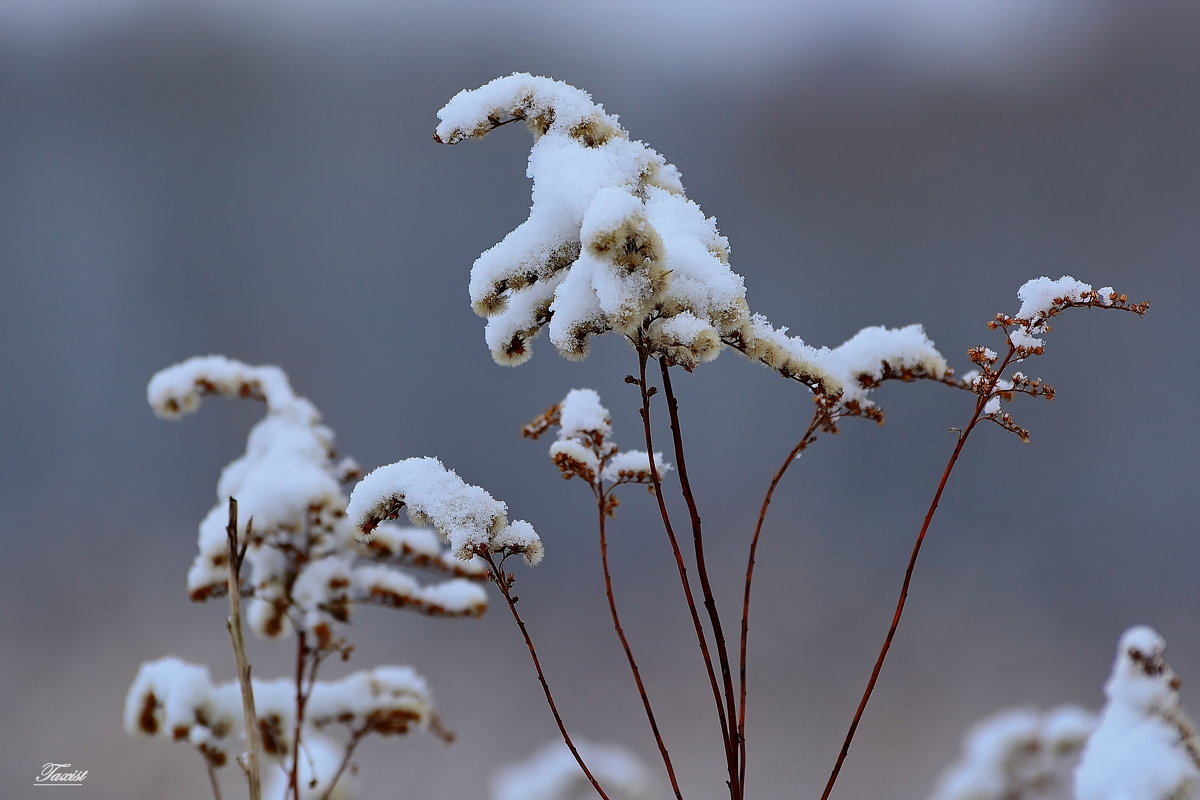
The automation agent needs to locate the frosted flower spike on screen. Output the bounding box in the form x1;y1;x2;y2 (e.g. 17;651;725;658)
436;73;952;421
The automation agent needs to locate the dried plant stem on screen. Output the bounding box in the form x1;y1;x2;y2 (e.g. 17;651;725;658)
635;346;738;797
819;348;1016;800
206;762;224;800
319;728;367;800
595;486;685;800
657;358;742;800
290;631;310;800
482;551;612;800
737;407;826;791
225;497;262;800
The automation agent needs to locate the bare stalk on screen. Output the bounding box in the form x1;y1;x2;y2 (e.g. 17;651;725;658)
737;407;825;790
819;347;1017;800
595;485;685;800
657;358;742;799
634;346;738;795
225;497;262;800
318;728;367;800
290;631;310;800
481;550;612;800
206;762;224;800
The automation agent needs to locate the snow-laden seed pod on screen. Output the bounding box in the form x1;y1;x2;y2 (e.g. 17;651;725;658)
348;456;544;565
436;73;751;367
526;388;670;489
434;73;955;419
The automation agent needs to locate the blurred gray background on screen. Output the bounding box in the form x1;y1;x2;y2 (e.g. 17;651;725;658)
2;0;1197;797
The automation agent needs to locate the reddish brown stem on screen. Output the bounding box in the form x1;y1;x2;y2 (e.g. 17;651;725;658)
595;486;685;800
737;407;825;791
482;551;612;800
290;632;309;800
819;347;1017;800
634;346;736;790
657;358;742;800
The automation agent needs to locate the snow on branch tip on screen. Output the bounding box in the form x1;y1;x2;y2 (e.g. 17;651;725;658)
348;456;544;566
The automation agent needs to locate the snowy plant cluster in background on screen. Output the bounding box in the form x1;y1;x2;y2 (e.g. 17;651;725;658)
147;355;489;633
929;706;1095;800
522;388;669;489
935;627;1199;800
491;740;659;800
125;656;431;794
128;355;506;797
1077;627;1200;800
435;73;949;409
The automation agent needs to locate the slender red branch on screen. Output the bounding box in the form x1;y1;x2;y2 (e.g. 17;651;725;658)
482;550;612;800
657;358;742;800
819;347;1017;800
595;486;685;800
737;406;825;790
290;631;309;800
634;346;737;789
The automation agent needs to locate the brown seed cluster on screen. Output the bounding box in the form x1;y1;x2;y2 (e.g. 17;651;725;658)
966;284;1148;442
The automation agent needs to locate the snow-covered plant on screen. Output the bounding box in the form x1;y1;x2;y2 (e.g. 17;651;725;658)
491;740;659;800
433;72;951;417
426;73;1153;800
127;356;495;799
936;626;1199;800
928;706;1096;800
1076;626;1200;800
129;73;1164;800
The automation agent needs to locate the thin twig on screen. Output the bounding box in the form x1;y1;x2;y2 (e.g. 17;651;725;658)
657;358;742;799
595;485;685;800
225;497;262;800
206;761;224;800
290;631;309;800
819;347;1017;800
481;550;612;800
737;407;825;791
318;728;367;800
633;346;737;794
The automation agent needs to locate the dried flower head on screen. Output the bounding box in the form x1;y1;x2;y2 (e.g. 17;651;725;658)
526;388;671;493
348;456;544;566
436;73;951;423
148;356;485;636
967;277;1148;442
124;657;438;788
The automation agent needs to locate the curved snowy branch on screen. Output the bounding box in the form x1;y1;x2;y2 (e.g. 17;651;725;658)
348;457;544;565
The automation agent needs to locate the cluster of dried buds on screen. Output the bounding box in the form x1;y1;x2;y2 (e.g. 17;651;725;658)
960;278;1148;443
